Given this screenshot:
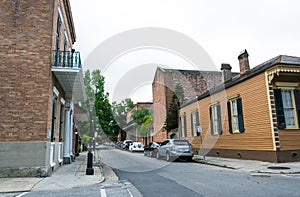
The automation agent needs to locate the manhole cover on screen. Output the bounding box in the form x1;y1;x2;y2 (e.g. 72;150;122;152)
267;166;290;170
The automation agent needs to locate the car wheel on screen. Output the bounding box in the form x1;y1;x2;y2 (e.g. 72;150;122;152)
186;157;193;162
166;152;171;162
156;152;160;159
149;151;153;157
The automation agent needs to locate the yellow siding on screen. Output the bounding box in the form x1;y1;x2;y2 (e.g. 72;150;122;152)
279;130;300;150
180;72;275;151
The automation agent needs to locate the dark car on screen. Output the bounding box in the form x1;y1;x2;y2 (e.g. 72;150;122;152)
115;141;123;149
144;142;160;157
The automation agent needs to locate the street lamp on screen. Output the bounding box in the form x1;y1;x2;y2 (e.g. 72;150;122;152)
86;100;94;175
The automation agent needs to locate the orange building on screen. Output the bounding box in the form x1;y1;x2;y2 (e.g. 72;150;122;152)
179;50;300;162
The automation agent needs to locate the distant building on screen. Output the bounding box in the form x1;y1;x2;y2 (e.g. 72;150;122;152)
123;102;153;145
152;67;236;142
179;50;300;162
0;0;86;177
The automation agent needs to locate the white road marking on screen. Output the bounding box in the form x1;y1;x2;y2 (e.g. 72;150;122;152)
100;188;107;197
16;192;29;197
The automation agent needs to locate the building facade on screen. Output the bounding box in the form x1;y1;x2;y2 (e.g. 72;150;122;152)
123;102;153;145
179;50;300;162
152;67;235;142
0;0;86;177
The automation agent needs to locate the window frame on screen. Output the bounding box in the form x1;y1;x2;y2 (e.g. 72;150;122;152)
210;103;222;135
180;113;187;137
274;87;300;130
190;110;199;137
227;97;244;134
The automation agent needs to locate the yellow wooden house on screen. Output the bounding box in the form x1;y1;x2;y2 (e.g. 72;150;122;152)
179;50;300;162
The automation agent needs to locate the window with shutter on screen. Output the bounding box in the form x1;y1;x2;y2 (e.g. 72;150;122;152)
274;88;299;129
228;97;244;133
210;103;222;135
191;110;199;137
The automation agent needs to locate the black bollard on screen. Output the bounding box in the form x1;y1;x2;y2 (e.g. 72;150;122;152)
86;151;94;175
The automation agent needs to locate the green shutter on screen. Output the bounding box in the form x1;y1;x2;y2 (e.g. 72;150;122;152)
227;101;233;134
196;110;199;126
294;89;300;128
217;104;222;135
190;113;194;136
274;89;286;129
184;113;187;137
237;98;244;133
209;106;214;135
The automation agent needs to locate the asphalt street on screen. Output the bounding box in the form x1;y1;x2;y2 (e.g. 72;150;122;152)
99;146;300;197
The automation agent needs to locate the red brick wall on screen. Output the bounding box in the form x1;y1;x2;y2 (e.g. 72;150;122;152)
0;0;74;142
152;68;224;142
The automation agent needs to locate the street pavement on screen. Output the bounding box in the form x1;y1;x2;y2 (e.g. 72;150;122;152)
0;147;300;194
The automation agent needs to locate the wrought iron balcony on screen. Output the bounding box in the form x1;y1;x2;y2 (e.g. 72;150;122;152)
51;50;81;68
51;50;86;102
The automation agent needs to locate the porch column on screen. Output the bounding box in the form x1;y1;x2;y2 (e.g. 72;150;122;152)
63;107;71;164
69;105;74;160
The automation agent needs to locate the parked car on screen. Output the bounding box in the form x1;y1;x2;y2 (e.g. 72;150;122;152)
129;142;144;152
156;139;194;162
122;140;133;150
115;141;123;149
144;142;160;157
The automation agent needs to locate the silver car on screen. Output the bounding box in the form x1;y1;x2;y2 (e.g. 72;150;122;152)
156;139;194;162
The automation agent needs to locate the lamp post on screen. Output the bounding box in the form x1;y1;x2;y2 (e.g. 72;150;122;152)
86;100;94;175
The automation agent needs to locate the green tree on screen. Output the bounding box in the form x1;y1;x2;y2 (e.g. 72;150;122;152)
131;106;153;136
93;70;117;141
164;83;184;134
112;98;134;140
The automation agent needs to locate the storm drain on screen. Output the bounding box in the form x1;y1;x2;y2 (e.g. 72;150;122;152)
267;166;290;170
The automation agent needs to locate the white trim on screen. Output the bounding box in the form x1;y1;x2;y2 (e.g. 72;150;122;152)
64;30;69;42
265;72;277;151
60;97;65;105
275;82;299;87
58;6;64;23
53;86;59;97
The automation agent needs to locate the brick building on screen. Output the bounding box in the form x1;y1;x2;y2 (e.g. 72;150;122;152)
123;102;153;145
152;67;239;142
0;0;86;177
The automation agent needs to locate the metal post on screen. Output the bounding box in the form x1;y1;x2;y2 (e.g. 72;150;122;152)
86;151;94;175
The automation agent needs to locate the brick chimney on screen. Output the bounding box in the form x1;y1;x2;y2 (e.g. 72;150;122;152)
221;63;232;83
238;49;250;75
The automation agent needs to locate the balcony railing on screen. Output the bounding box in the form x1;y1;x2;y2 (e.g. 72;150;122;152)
52;50;82;68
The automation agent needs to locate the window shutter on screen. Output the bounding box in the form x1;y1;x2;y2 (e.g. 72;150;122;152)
190;113;194;136
184;113;187;137
237;98;245;133
274;89;286;129
209;106;214;135
227;101;233;134
294;89;300;128
217;104;222;135
196;110;199;126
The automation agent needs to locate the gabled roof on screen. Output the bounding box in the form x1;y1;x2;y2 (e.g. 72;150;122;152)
181;55;300;108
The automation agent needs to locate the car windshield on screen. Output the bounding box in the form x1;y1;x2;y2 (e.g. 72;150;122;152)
173;140;189;145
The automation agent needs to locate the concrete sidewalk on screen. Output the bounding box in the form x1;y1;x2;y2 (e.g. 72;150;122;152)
194;155;300;174
0;151;104;193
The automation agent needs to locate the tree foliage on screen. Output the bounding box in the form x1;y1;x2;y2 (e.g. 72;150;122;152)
164;83;184;132
112;98;134;140
131;106;153;136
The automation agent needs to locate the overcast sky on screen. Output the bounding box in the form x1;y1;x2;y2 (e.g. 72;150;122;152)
70;0;300;102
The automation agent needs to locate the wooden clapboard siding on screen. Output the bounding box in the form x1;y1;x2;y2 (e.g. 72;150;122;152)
179;101;198;143
180;72;275;151
279;130;300;150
